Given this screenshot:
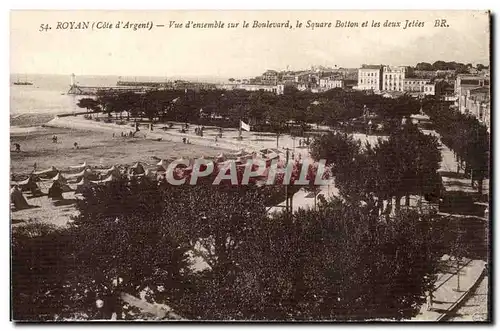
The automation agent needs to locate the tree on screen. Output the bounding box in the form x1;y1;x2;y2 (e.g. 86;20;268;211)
310;131;360;174
220;200;440;320
12;222;77;320
77;98;100;113
476;64;488;71
415;62;433;71
311;124;441;216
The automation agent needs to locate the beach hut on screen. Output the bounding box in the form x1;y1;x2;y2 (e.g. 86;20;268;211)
10;186;29;210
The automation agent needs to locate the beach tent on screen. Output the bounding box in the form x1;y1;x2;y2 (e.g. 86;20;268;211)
265;152;279;160
33;166;58;179
98;173;120;184
10;186;29;210
69;161;88;171
173;158;190;168
48;181;64;200
67;168;95;181
144;169;154;178
75;177;96;194
130;162;145;175
101;165;120;177
234;150;245;157
157;159;169;172
49;172;68;184
215;153;226;162
48;172;72;193
13;175;40;193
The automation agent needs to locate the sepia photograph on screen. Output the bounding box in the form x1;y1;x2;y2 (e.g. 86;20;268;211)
9;10;491;322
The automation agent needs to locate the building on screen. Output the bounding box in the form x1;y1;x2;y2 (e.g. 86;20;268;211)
382;66;413;92
403;78;431;93
423;83;436;96
218;83;281;95
357;65;383;91
319;77;344;90
261;70;279;85
455;75;490;113
280;74;296;85
464;87;490;130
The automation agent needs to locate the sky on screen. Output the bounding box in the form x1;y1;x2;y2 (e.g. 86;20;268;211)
10;10;490;79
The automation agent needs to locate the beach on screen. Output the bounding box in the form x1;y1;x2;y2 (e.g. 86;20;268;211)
10;114;238;226
11;119;232;175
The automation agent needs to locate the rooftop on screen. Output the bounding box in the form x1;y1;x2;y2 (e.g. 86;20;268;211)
360;64;382;70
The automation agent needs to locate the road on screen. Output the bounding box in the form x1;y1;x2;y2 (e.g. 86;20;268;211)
447;275;489;321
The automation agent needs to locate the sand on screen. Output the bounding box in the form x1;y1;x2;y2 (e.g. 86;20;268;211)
10;115;233;227
10;123;230;175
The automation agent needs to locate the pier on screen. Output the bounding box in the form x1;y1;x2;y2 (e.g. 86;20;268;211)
66;73;156;96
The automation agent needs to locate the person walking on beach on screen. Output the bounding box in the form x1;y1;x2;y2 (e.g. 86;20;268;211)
13;143;21;152
73;142;79;149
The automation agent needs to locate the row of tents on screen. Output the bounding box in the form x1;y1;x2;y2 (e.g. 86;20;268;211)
11;148;291;209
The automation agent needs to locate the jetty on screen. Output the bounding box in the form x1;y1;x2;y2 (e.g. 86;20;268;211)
67;73;155;96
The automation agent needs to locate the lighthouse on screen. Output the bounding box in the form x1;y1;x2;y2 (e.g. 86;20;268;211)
67;73;83;95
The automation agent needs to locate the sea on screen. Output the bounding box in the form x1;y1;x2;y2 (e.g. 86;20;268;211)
10;73;227;129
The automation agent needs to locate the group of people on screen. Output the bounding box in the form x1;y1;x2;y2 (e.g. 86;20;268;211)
298;138;310;148
194;126;205;137
113;131;135;138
